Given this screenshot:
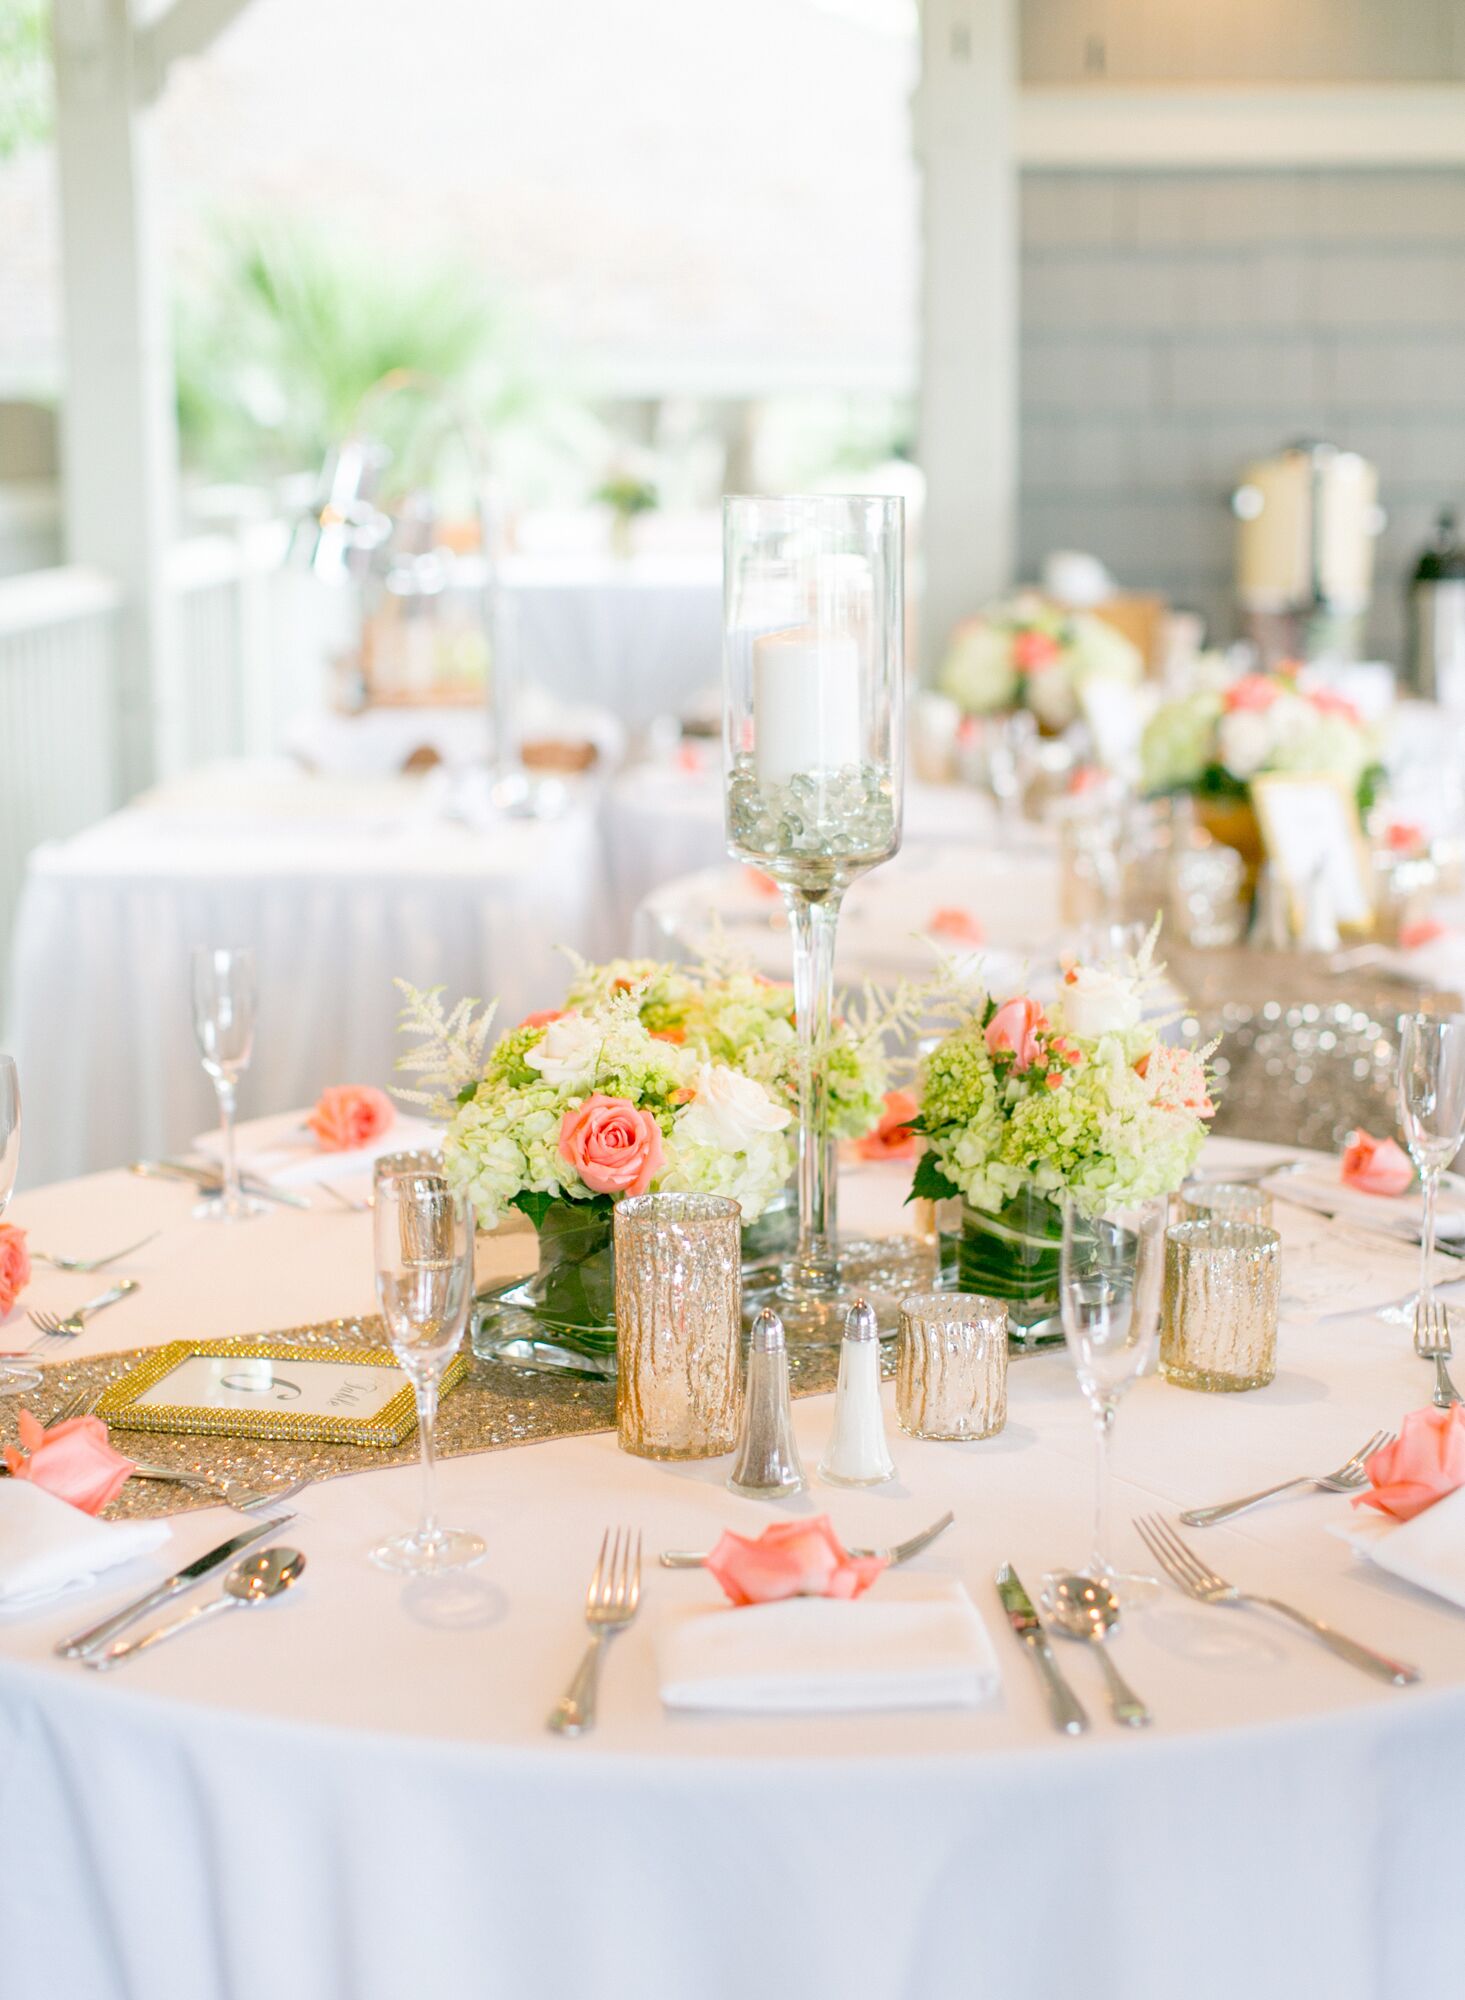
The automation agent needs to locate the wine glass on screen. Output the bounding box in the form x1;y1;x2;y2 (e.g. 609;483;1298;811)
190;947;266;1222
1398;1012;1465;1324
370;1171;484;1575
1057;1192;1168;1605
0;1055;41;1395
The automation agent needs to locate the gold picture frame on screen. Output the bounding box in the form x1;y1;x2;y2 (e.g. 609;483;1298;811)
1251;771;1375;939
94;1338;468;1449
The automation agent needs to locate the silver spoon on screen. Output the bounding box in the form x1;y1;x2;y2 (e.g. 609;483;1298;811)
1046;1573;1151;1728
85;1546;306;1670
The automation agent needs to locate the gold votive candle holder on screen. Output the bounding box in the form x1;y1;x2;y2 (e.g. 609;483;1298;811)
1176;1180;1274;1228
614;1194;742;1460
896;1291;1008;1440
1161;1219;1281;1393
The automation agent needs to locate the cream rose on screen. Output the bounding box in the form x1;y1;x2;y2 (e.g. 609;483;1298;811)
524;1011;604;1089
676;1063;791;1153
1058;965;1142;1040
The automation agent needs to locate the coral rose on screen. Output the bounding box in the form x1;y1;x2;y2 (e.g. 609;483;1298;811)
855;1090;919;1163
1341;1129;1414;1198
306;1084;396;1154
985;996;1046;1072
519;1009;565;1031
559;1094;665;1197
705;1516;887;1606
1012;629;1061;673
0;1223;31;1315
4;1409;135;1515
928;906;985;947
1223;673;1281;713
1354;1406;1465;1522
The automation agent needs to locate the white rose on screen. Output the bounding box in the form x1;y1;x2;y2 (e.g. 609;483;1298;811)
675;1063;792;1153
1025;665;1077;732
1058;966;1142;1040
524;1012;603;1089
1216;708;1272;781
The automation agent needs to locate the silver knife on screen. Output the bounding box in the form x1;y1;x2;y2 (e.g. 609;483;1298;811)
55;1512;296;1659
129;1160;312;1211
995;1562;1089;1736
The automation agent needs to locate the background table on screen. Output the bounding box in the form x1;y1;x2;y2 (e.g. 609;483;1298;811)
2;1134;1465;1999
4;765;612;1185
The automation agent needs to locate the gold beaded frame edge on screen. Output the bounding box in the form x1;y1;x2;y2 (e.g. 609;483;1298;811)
93;1338;468;1448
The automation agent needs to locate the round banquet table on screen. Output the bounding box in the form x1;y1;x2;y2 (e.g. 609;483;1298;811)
2;1131;1465;2000
3;763;614;1187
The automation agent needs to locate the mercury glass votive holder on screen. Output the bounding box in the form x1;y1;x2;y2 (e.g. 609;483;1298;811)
1176;1180;1274;1228
1161;1220;1281;1393
896;1291;1008;1441
614;1194;743;1460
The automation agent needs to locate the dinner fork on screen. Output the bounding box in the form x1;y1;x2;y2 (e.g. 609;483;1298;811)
1180;1431;1395;1527
547;1527;642;1736
1414;1297;1462;1410
33;1233;159;1274
659;1510;956;1570
27;1278;140;1349
1134;1514;1421;1686
127;1465;308;1514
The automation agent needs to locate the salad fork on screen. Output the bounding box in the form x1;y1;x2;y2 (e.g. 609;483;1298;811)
1414;1297;1462;1410
33;1233;159;1274
1180;1432;1394;1527
548;1527;642;1736
27;1278;140;1349
1135;1514;1421;1686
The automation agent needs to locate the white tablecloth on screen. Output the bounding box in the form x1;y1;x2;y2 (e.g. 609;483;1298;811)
500;553;722;729
4;767;612;1185
2;1134;1465;1999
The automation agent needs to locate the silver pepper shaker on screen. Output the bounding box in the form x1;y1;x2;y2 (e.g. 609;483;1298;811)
727;1308;806;1499
818;1298;896;1487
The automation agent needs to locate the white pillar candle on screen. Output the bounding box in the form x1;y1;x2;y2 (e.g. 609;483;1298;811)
752;628;863;786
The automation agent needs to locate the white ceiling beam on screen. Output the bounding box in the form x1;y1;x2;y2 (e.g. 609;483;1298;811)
1018;86;1465;169
133;0;255;104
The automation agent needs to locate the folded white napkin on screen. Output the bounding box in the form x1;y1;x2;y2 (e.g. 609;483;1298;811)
193;1110;441;1190
1333;1486;1465;1611
0;1481;170;1613
1272;1162;1465;1243
655;1575;1000;1714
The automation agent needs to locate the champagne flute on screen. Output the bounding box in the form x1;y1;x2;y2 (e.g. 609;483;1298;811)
1398;1012;1465;1321
370;1171;484;1574
0;1055;41;1395
1057;1192;1168;1605
190;947;266;1223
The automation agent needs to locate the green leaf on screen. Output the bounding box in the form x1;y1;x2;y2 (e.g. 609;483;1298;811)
510;1189;558;1232
906;1150;960;1206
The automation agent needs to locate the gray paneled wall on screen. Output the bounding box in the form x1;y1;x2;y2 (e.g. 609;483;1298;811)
1017;169;1465;662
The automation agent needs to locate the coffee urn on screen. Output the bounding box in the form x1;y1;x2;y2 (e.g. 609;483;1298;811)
1407;508;1465;708
1232;440;1384;665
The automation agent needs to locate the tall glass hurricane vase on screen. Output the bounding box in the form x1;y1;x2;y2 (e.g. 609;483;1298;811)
723;494;904;1346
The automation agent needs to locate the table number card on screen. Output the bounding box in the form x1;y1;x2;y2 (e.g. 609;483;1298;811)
1251;773;1374;937
95;1339;467;1448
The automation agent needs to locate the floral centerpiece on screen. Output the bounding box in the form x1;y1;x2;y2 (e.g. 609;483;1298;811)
1141;664;1383;813
561;954;894;1144
910;930;1216;1343
396;983;793;1362
939;592;1143;734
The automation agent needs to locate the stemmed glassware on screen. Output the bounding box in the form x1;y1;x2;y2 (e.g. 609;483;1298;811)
0;1055;40;1395
722;493;904;1345
371;1169;484;1574
1398;1012;1465;1323
190;947;266;1223
1057;1192;1168;1604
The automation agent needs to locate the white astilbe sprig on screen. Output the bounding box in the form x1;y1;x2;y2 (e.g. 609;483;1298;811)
393;979;499;1116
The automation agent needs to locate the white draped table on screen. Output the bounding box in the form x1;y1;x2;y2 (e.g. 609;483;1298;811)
1;1133;1464;2000
4;766;612;1186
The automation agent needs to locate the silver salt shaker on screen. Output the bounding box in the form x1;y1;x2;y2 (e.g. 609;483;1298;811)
727;1308;806;1499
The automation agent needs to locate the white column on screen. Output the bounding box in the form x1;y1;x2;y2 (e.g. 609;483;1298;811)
52;0;179;795
914;0;1019;678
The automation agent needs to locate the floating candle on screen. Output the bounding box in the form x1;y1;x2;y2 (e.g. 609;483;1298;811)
752;627;863;786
